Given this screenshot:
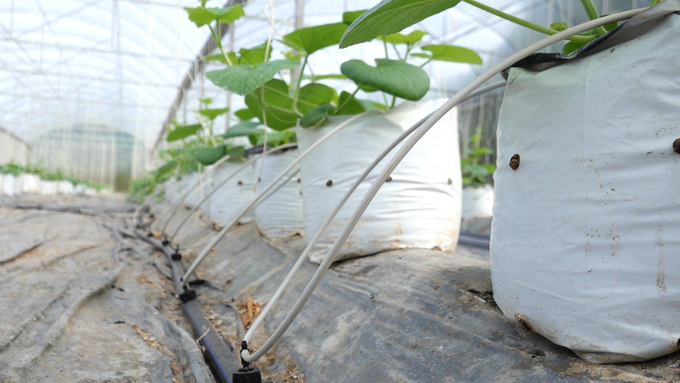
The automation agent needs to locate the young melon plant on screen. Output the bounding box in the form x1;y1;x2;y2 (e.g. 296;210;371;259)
299;10;482;128
339;0;633;54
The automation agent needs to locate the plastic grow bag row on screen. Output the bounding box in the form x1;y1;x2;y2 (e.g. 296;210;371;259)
491;2;680;363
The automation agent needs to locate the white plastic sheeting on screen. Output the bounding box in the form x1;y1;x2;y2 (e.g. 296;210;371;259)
57;181;75;195
253;150;305;239
297;99;462;264
491;5;680;364
19;174;40;194
208;160;256;226
2;175;15;196
183;173;210;209
462;186;494;220
40;181;58;196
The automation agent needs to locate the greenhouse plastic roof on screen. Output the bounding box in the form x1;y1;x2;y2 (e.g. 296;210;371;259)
0;0;638;149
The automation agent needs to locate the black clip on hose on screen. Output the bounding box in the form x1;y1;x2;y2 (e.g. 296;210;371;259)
233;340;263;383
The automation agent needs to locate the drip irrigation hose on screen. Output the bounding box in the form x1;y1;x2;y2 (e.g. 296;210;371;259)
240;9;645;364
152;154;234;232
181;111;380;287
134;229;242;383
159;173;213;233
174;168;301;251
243;80;507;343
169;143;298;243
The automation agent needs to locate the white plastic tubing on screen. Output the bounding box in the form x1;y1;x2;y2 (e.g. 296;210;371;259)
240;9;645;363
168;143;297;243
243;81;507;344
181;112;379;286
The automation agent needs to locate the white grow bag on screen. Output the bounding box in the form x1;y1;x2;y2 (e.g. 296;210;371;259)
461;185;494;234
183;172;209;209
57;181;75;195
296;99;461;264
2;174;15;196
40;181;59;196
208;160;256;226
253;149;305;239
491;4;680;364
20;174;40;194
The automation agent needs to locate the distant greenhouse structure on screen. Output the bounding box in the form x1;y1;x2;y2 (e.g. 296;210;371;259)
29;126;146;191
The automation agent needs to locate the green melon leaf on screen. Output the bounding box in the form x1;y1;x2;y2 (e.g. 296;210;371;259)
166;124;202;142
563;40;587;54
343;9;368;24
206;59;300;96
222;121;263;139
198;107;229;120
234;108;255;121
282;23;348;55
239;44;271;65
300;104;335;128
303;73;347;81
420;44;482;64
340;0;461;48
341;59;430;100
410;52;432;59
334;91;366;115
245;79;298;130
195;145;226;165
377;30;427;45
185;4;245;27
296;83;336;114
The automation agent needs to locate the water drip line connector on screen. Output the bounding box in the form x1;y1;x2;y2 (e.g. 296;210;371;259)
171;245;181;261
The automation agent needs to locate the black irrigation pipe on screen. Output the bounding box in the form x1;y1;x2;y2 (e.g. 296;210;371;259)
457;233;490;250
134;228;241;383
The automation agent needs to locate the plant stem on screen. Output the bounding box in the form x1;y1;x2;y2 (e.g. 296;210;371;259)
462;0;593;43
392;43;403;61
334;87;360;115
580;0;608;35
291;56;308;116
383;39;389;59
419;58;433;68
209;23;233;66
390;95;396;109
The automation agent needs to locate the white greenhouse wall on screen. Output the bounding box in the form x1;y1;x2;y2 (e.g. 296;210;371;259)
0;127;28;166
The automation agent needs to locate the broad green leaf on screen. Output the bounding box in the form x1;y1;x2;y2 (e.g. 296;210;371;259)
341;59;430;100
550;21;568;31
167;124;202;142
185;4;245;27
563;40;587;54
300;104;335;128
195;145;226;165
199;97;212;105
377;30;427;45
234;108;255;121
358;83;378;92
296;83;336;114
204;53;229;63
239;44;271;65
410;52;431;59
334;91;366;115
282;23;348;55
206;59;300;95
303;73;347;81
283;50;302;61
420;44;482;64
340;0;461;48
254;130;297;146
156;160;177;178
222;121;264;139
245;79;298;130
343;10;368;24
225;146;246;158
198;107;229;120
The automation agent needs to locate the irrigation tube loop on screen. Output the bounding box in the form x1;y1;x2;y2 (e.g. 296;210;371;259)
240;9;646;364
169;143;298;243
243;80;508;344
180;111;380;287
